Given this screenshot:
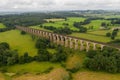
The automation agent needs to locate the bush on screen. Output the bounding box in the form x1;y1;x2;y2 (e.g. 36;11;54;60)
21;31;26;35
106;32;111;37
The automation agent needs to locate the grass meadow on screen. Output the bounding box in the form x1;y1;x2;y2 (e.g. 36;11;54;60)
0;30;37;56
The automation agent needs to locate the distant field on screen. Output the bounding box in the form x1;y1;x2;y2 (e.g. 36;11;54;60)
31;25;120;43
0;30;37;56
85;20;111;30
71;30;120;43
44;18;65;22
43;17;85;31
31;17;120;43
70;32;112;42
0;23;6;28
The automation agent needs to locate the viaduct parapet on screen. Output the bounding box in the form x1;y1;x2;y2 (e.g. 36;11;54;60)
16;26;120;51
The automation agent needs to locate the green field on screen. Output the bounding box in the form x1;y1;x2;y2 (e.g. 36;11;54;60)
31;17;120;43
5;62;61;73
85;20;111;30
43;17;85;31
0;17;120;80
0;23;6;28
0;30;37;56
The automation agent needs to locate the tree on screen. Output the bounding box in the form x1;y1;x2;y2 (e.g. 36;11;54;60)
0;42;10;50
35;38;50;49
19;52;33;64
21;31;26;35
35;49;50;61
101;22;106;27
106;32;111;37
111;35;115;40
79;27;87;33
86;50;98;58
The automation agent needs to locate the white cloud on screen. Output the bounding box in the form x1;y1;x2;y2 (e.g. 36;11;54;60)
0;0;120;11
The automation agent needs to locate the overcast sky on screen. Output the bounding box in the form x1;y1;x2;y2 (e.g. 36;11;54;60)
0;0;120;11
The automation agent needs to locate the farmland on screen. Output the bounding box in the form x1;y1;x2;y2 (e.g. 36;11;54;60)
0;11;120;80
31;17;120;43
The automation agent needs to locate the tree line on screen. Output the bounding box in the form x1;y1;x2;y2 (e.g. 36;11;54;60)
0;38;69;67
84;47;120;73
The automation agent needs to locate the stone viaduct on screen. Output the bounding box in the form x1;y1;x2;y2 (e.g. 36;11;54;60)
16;26;120;51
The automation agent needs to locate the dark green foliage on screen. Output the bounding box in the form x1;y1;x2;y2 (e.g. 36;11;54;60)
112;29;118;37
63;23;69;27
53;27;72;35
101;22;109;29
44;26;57;31
79;27;87;33
106;32;111;37
73;22;87;33
0;42;33;66
111;35;115;40
21;31;26;35
0;13;66;28
0;42;10;50
0;49;19;66
50;46;67;62
35;38;50;49
84;47;120;73
111;29;119;40
35;49;51;61
111;19;120;25
86;50;98;58
19;52;33;64
44;26;72;35
0;27;14;32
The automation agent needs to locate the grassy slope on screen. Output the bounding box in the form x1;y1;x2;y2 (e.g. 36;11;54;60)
5;62;61;73
32;17;119;43
0;30;37;56
73;70;120;80
0;73;4;80
70;32;112;42
0;23;6;28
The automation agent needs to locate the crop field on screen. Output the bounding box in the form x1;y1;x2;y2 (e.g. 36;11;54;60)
0;23;6;28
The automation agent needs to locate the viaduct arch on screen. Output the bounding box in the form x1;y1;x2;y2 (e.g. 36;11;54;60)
16;26;120;51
